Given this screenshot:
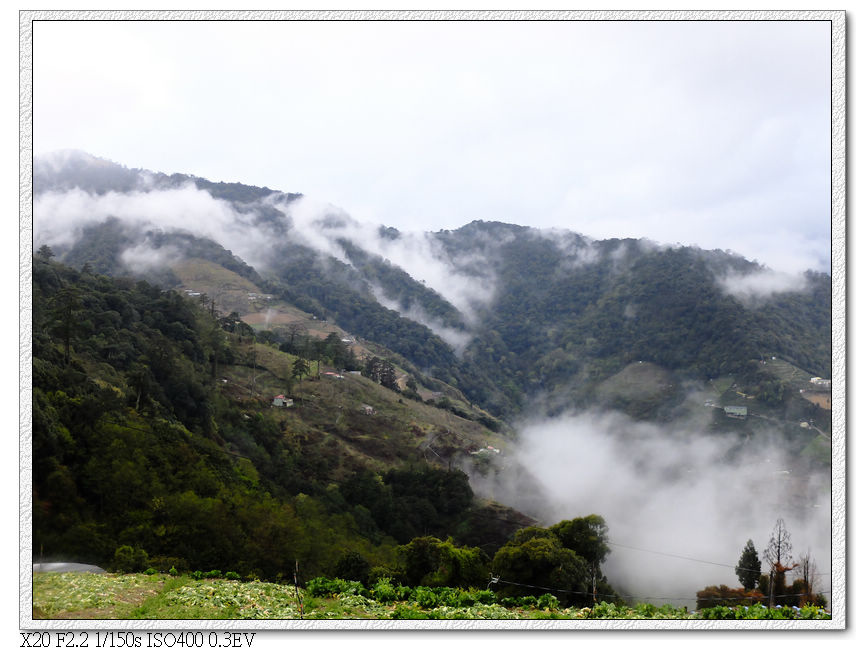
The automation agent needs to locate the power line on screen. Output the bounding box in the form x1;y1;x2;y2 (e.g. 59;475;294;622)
609;541;747;572
608;541;830;576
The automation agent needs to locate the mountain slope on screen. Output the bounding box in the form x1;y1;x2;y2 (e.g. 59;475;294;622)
33;152;832;422
31;256;529;578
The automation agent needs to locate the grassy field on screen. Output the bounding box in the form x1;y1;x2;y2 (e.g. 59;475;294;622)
32;573;830;621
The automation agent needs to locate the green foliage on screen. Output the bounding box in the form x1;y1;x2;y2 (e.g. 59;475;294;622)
333;550;371;585
550;514;610;567
577;600;621;619
536;593;559;610
697;604;830;620
340;466;475;544
32;260;411;583
367;566;399;586
398;536;489;588
304;576;367;598
362;355;400;391
369;577;400;603
735;539;762;591
491;527;589;607
32;571;828;620
111;546;149;573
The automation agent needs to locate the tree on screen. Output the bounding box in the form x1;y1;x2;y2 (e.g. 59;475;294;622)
550;515;610;604
735;539;762;591
333;550;371;585
292;357;310;383
379;360;399;391
49;286;83;365
763;518;796;607
491;527;590;606
363;355;381;382
397;537;488;588
795;550;821;606
37;244;55;260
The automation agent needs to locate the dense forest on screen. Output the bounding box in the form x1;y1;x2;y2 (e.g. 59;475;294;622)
32;254;620;603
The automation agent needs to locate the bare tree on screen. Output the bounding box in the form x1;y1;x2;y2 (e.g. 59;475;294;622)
763;518;797;607
796;550;820;605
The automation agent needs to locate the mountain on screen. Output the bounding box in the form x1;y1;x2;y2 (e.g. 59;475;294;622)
30;151;833;602
32;254;533;578
33;151;831;424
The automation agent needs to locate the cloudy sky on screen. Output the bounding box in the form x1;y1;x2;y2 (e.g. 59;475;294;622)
32;15;833;274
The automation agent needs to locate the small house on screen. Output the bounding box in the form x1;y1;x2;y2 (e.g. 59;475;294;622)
724;406;748;419
810;377;831;390
272;395;293;408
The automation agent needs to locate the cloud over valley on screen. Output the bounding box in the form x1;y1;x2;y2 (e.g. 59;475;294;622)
467;409;831;607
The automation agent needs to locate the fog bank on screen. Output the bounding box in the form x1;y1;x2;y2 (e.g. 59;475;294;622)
469;410;831;608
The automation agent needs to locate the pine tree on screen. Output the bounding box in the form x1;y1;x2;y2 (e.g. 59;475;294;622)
735;539;761;591
36;244;54;260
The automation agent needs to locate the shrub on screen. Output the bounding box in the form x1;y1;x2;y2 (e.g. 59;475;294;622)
371;577;399;603
224;571;241;581
111;545;149;573
204;570;222;579
168;566;179;577
334;550;371;585
498;596;520;608
585;601;628;619
473;589;496;605
412;586;439;609
536;593;559;610
458;591;477;607
696;584;763;609
305;576;366;598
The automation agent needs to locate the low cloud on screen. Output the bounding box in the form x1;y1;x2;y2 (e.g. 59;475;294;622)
538;228;600;270
34;183;277;270
369;285;473;353
33;176;495;341
468;409;830;607
718;268;810;304
119;242;182;274
271;195;496;324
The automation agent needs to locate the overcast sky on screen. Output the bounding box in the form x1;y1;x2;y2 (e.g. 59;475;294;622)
32;17;832;274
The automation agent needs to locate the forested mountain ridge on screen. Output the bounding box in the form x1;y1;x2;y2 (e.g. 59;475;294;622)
34;151;832;423
31;254;532;581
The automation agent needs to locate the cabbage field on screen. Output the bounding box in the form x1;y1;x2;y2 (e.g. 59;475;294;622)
31;572;830;621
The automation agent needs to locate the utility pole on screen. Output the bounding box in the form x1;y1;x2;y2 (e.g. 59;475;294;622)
293;559;304;619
